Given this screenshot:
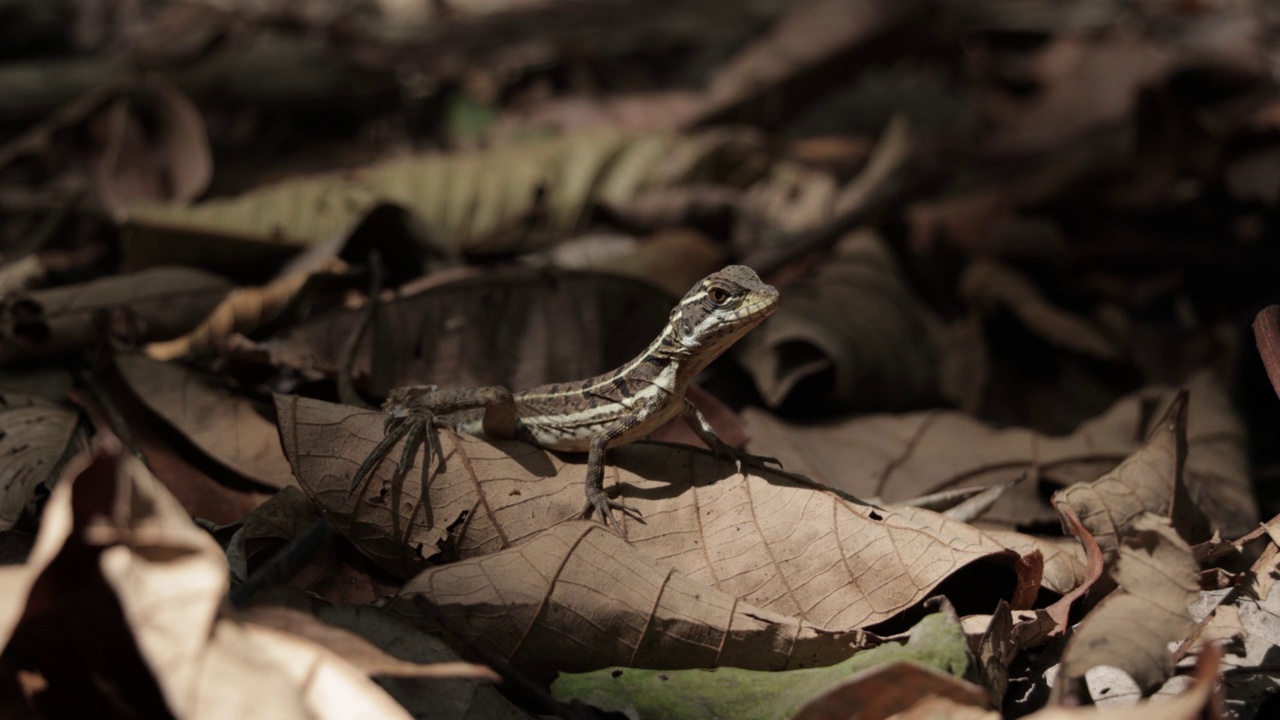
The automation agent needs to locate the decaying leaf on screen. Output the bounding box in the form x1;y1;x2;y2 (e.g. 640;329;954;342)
549;612;967;720
0;439;413;718
737;229;938;411
0;392;89;530
745;373;1252;533
1054;515;1198;699
263;268;675;397
0;266;233;364
1053;392;1210;561
279;394;1027;625
115;353;296;489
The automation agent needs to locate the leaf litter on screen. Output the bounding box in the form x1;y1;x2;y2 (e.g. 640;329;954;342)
2;1;1280;718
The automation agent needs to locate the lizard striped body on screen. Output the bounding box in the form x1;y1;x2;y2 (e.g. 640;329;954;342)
352;265;780;531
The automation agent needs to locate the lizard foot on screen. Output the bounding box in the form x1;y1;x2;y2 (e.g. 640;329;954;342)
350;408;452;493
581;485;641;534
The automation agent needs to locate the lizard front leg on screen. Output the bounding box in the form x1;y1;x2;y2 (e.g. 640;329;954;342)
582;434;641;533
681;399;781;475
350;385;517;492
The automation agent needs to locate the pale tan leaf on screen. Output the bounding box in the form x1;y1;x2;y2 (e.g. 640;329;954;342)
115;353;296;489
1053;393;1210;561
391;520;878;680
883;696;999;720
745;373;1252;533
263;268;675;397
278;395;1026;625
1055;515;1199;697
0;439;412;719
0;266;233;364
125;131;774;253
0;392;89;530
736;230;938;411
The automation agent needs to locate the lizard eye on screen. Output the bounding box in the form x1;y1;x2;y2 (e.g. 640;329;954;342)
708;287;730;305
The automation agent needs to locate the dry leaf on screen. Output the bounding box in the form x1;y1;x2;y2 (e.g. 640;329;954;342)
960;259;1120;361
263;268;675;397
392;520;876;680
1053;392;1210;561
144;257;348;361
737;230;938;411
0;266;233;364
791;661;989;720
126;131;776;253
315;605;533;720
692;0;923;129
0;393;89;530
115;353;296;489
0;438;412;719
278;395;1027;624
1023;648;1221;720
85;79;212;220
985;35;1175;156
745;373;1252;533
237;606;496;681
1054;515;1198;699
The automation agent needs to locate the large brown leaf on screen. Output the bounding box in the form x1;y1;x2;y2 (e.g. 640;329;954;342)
744;373;1252;534
115;353;296;490
277;395;1025;625
263;268;675;397
390;521;877;682
0;266;233;364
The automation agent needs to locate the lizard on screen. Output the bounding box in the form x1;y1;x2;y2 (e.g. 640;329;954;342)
349;265;781;531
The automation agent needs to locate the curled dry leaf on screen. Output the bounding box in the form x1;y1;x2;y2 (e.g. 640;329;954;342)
86;78;212;220
0;266;233;364
1251;304;1280;400
264;268;674;397
392;520;876;681
278;394;1026;625
1054;515;1198;699
0;439;411;719
791;661;988;720
0;392;89;530
1052;392;1210;561
144;257;348;361
115;353;296;489
736;230;938;411
745;373;1253;533
960;259;1120;361
125;130;776;253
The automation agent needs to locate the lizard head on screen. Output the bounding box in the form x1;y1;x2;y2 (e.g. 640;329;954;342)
666;265;779;369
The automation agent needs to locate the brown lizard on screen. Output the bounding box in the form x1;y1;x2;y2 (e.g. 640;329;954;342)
350;265;781;531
